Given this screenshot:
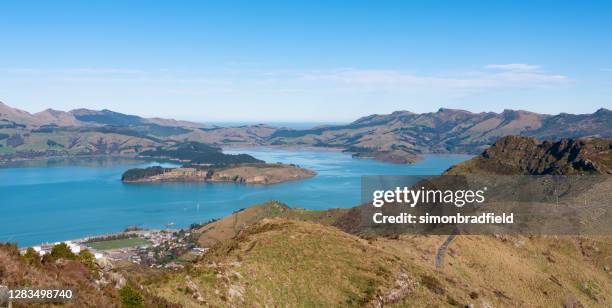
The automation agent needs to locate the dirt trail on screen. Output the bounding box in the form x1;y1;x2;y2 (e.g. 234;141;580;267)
435;234;456;269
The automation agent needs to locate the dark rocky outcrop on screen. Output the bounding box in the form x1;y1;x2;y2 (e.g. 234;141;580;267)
445;136;611;175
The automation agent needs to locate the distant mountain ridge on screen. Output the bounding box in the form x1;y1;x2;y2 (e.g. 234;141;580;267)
1;101;610;163
0;101;204;128
263;107;610;161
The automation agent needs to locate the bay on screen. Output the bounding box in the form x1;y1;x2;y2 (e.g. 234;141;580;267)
0;150;471;247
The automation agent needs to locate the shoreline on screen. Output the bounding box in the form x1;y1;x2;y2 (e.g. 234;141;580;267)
1;144;478;168
221;144;346;153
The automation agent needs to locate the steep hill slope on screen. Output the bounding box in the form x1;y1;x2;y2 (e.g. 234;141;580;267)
34;109;82;126
0;101;44;126
267;108;610;157
530;108;612;140
0;102;204;128
145;205;612;307
152;218;459;307
0;243;120;307
249;107;609;163
159;137;610;307
446;136;612;175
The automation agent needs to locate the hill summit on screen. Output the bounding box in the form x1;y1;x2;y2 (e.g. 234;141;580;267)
446;136;612;175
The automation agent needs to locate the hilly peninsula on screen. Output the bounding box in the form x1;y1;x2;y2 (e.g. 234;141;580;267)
121;141;315;184
1;101;610;164
122;164;315;184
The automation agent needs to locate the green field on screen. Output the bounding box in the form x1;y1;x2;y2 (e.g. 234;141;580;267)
86;237;150;250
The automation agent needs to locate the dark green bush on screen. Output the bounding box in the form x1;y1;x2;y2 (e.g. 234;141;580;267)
49;242;77;260
119;285;145;308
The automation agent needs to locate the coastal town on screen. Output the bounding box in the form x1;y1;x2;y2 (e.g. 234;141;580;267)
20;226;208;270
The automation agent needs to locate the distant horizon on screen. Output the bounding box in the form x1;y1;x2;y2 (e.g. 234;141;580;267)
1;100;608;125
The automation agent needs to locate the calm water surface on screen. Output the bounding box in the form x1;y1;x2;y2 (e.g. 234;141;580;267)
0;150;471;246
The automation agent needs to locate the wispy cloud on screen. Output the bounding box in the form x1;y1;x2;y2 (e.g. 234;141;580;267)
60;68;146;75
0;67;233;86
0;67;147;76
301;65;568;93
0;65;569;96
485;63;541;72
0;65;584;121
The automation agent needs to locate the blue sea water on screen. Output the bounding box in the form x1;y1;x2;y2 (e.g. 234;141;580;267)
0;150;471;247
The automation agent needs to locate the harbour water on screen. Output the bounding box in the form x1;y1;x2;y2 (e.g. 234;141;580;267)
0;150;471;247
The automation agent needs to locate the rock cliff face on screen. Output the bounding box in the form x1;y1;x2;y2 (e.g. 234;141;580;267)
445;136;611;175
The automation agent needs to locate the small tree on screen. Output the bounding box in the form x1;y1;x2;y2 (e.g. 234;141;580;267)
50;243;77;260
22;247;41;265
78;249;96;270
119;285;145;308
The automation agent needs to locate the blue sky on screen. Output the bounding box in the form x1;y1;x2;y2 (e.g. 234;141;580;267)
0;1;610;122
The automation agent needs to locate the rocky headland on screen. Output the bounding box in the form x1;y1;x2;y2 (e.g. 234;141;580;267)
445;135;612;175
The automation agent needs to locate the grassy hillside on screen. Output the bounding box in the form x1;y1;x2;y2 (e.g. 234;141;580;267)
196;201;348;247
0;243;120;307
138;141;263;165
140;210;612;307
3;136;611;306
148;219;450;307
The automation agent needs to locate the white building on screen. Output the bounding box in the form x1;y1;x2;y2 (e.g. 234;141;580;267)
68;243;81;254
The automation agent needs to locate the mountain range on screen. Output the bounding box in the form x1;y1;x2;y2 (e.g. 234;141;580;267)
0;101;203;128
1;101;610;163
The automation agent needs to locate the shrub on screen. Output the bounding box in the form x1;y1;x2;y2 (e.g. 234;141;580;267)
49;243;77;260
119;285;145;308
41;253;55;264
22;247;41;265
78;249;96;270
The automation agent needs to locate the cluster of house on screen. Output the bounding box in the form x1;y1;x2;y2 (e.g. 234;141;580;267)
141;229;177;246
19;228;209;268
22;240;104;259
